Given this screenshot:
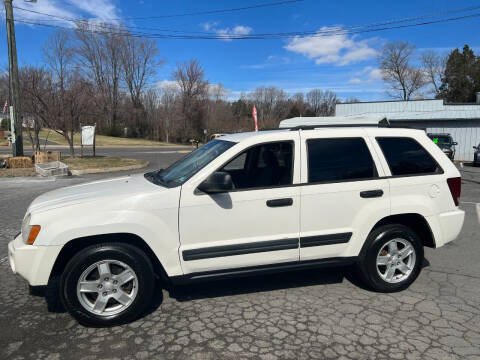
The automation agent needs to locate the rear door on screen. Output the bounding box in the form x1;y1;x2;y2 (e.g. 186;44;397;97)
298;129;391;261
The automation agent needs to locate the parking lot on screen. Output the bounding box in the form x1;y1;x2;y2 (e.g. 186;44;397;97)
1;150;479;360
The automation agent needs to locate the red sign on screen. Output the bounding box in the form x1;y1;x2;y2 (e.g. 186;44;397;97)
252;106;258;132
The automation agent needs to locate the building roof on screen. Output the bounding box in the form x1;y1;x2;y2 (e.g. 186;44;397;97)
336;99;480;121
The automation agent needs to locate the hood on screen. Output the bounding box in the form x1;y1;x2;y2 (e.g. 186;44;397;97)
28;174;165;213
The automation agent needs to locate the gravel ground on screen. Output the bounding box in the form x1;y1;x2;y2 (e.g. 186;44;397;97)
0;151;479;360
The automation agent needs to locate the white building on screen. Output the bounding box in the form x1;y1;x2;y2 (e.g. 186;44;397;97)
280;97;480;161
336;99;480;161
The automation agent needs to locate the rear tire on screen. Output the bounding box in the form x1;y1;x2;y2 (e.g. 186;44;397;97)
357;224;423;292
60;242;155;327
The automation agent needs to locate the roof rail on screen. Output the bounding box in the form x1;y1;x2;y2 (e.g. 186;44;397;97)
285;118;390;130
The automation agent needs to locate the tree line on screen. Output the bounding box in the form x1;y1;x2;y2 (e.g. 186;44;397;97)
1;25;478;156
378;42;480;102
0;25;342;156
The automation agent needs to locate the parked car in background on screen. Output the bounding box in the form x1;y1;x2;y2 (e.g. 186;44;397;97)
9;127;464;326
427;133;457;161
474;143;480;166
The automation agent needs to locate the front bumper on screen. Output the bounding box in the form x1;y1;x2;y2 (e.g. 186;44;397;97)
8;234;62;286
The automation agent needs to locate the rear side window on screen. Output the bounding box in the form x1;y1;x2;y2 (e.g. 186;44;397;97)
376;137;441;176
307;138;377;183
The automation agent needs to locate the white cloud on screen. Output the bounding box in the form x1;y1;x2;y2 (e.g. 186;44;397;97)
11;0;122;26
284;27;377;66
202;21;219;31
156;80;179;90
348;66;382;84
216;25;253;41
200;22;253;41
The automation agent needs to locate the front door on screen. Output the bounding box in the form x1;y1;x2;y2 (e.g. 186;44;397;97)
179;136;301;274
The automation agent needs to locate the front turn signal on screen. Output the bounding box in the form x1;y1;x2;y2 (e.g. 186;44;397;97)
27;225;41;245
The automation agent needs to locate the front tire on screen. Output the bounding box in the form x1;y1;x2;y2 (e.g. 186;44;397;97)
357;224;423;292
60;243;155;326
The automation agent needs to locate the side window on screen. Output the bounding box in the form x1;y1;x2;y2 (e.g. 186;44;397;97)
307;138;377;183
219;141;293;190
376;137;441;176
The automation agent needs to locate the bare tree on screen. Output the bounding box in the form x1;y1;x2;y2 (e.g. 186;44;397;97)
306;89;338;116
249;87;288;128
173;59;209;140
120;34;162;138
420;50;446;97
19;67;47;151
43;30;78;156
76;23;124;134
378;41;425;100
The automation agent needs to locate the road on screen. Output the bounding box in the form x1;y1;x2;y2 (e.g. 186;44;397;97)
0;150;479;360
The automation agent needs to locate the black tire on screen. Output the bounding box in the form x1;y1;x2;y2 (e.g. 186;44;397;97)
356;224;423;292
60;242;155;327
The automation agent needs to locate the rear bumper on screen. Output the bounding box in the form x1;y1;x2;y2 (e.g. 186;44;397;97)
8;234;62;286
428;209;465;248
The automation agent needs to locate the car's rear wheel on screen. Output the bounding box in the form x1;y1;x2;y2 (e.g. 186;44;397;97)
357;224;423;292
60;242;155;326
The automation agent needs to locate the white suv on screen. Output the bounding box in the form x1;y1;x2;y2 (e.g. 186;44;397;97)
8;127;465;326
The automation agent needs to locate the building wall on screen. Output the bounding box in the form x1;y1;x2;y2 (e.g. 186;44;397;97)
392;120;480;161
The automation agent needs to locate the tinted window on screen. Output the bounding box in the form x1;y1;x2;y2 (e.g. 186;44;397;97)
220;141;293;189
307;138;377;183
376;137;441;176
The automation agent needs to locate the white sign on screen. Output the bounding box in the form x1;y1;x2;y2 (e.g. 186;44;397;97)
81;125;95;146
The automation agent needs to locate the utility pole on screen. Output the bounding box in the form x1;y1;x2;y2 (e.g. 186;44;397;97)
4;0;23;156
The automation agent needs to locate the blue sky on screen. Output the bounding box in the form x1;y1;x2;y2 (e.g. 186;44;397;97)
1;0;480;101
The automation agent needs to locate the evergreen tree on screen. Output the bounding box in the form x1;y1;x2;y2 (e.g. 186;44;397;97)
439;45;480;102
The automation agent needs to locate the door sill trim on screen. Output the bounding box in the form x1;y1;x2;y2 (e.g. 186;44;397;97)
170;257;356;284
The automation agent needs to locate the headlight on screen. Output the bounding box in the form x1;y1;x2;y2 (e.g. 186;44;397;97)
21;213;41;245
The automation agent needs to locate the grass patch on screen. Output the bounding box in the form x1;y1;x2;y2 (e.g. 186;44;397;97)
21;129;173;147
61;156;147;170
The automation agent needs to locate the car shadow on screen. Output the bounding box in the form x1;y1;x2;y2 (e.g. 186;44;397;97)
166;266;348;302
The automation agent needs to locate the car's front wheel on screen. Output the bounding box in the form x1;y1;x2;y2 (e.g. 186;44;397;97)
60;242;155;326
357;224;423;292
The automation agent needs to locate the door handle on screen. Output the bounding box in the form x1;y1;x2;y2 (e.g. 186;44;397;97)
266;198;293;207
360;190;384;198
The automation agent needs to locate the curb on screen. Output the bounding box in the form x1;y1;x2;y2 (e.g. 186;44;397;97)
69;161;149;175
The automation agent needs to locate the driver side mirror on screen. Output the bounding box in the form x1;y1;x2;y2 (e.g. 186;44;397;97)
453;142;458;146
197;171;234;194
474;146;478;150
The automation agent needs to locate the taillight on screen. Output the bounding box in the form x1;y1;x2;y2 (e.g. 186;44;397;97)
447;177;461;206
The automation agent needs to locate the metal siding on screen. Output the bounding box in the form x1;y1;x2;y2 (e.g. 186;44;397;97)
389;120;479;161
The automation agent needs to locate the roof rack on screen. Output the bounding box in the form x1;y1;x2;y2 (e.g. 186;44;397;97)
284;118;390;130
278;115;390;129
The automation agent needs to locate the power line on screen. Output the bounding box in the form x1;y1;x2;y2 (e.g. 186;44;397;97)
11;4;480;38
13;0;303;22
12;12;480;40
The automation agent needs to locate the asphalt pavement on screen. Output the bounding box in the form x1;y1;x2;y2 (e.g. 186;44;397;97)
0;150;479;360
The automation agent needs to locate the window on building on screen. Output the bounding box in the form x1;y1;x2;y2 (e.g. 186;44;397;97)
219;141;293;189
307;138;377;183
376;137;441;176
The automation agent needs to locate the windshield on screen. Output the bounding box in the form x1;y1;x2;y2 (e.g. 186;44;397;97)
145;140;236;187
428;135;452;146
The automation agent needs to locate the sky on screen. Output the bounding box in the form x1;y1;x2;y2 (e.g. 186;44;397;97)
1;0;480;101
